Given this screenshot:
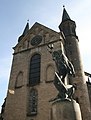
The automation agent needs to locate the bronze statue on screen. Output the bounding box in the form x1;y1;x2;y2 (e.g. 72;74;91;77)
47;44;75;83
47;44;76;101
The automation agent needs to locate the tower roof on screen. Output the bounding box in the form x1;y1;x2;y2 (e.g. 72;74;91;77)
62;7;71;22
22;22;29;36
18;22;29;42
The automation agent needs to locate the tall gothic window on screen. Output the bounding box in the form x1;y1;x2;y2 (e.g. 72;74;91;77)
27;88;38;116
29;54;41;86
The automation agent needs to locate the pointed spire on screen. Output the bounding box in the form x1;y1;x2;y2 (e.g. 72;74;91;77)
59;6;77;37
18;21;29;42
22;20;29;36
62;6;71;22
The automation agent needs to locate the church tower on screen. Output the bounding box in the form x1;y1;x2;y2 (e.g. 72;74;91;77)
59;7;91;120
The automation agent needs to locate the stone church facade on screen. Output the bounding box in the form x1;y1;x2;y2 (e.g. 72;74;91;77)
1;8;91;120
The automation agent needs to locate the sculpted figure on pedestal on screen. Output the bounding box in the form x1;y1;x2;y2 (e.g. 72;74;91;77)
47;44;76;101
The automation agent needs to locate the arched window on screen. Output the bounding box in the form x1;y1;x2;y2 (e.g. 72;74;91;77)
46;65;55;82
15;72;23;88
27;88;38;116
29;54;41;86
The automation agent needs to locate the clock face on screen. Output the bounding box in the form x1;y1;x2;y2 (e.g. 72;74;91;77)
31;35;42;46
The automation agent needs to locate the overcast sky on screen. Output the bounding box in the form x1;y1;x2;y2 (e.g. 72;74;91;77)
0;0;91;111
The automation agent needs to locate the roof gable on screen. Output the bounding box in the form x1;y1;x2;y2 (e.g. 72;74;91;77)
13;22;63;54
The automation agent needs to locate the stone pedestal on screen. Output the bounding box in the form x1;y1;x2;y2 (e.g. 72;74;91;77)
51;100;82;120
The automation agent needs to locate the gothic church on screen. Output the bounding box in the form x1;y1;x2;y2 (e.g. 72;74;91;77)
1;7;91;120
